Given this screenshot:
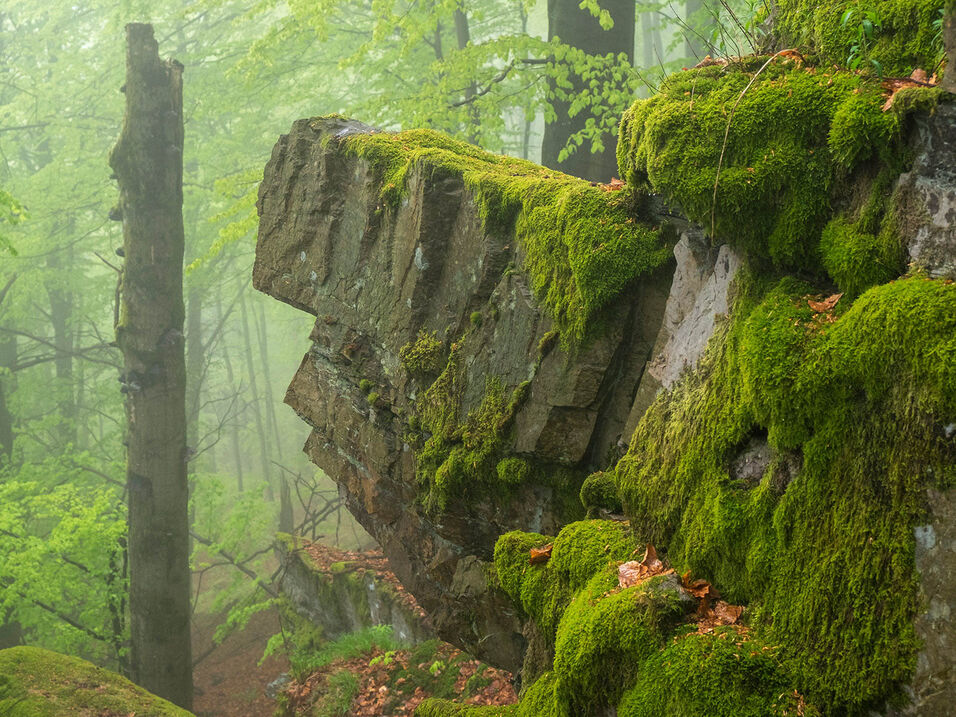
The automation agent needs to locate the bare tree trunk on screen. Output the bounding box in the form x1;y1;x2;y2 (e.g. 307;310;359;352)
217;295;244;491
541;0;635;181
48;242;75;447
186;285;203;454
108;23;192;710
238;290;273;500
454;6;479;142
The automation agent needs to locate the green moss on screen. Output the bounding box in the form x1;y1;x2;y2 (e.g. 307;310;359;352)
496;456;532;486
613;272;956;713
494;520;640;640
413;345;579;513
470;311;483;328
0;646;193;716
773;0;945;77
415;700;517;716
400;330;446;375
552;572;686;713
819;214;902;298
616;61;934;272
617;630;814;717
359;378;374;393
338;128;670;346
366;391;380;405
579;471;623;515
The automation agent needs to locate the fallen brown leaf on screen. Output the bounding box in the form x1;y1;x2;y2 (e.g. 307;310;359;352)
807;292;843;313
529;543;553;565
618;544;667;588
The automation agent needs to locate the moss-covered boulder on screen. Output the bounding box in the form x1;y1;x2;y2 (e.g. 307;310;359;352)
0;646;193;716
254;116;680;670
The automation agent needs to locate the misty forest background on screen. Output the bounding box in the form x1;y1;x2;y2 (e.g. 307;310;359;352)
0;0;757;686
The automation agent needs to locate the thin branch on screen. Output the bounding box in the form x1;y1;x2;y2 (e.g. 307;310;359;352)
188;530;278;599
450;61;515;107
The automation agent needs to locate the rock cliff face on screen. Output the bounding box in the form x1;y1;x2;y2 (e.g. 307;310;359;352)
254;117;674;670
256;70;955;717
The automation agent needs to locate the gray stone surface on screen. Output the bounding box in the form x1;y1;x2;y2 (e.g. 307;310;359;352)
624;231;742;437
896;487;956;716
896;103;956;279
275;537;431;646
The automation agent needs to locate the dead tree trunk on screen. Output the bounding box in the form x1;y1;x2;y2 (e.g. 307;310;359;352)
108;23;192;710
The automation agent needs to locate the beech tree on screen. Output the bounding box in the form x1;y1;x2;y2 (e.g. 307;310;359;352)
108;23;191;708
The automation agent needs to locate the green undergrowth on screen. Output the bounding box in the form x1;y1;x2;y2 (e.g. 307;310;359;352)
773;0;945;77
617;58;941;279
327;123;671;346
613;271;956;713
0;646;193;716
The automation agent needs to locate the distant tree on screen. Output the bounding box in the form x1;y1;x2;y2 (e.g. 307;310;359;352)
541;0;635;180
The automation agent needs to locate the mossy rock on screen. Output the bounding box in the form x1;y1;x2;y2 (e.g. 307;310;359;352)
773;0;944;77
617;629;814;717
0;646;193;716
579;471;623;515
614;272;956;712
617;59;939;277
340;126;671;347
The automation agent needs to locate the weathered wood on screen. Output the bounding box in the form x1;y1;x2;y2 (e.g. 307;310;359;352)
108;22;192;710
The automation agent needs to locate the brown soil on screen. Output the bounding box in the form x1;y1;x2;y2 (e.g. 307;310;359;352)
192;608;288;717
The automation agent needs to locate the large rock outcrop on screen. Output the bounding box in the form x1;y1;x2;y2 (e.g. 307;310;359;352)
256;52;955;717
254;117;675;670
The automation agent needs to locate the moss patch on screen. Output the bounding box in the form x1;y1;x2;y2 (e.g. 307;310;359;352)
579;471;623;515
494;520;639;640
332;125;670;346
400;331;446;375
614;271;956;713
410;334;583;515
616;59;938;275
0;646;193;716
773;0;945;77
617;629;811;717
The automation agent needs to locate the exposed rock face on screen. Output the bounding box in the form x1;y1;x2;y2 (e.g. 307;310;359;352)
254;117;672;671
903;488;956;715
897;103;956;279
275;537;431;645
624;231;742;436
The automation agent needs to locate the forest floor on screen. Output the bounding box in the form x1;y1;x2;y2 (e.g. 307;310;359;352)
192;607;289;717
189;540;517;716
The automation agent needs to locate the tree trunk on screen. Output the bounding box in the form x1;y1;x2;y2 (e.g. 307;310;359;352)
238;290;273;500
108;23;192;710
47;242;75;448
454;6;479;142
541;0;634;181
217;295;244;491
